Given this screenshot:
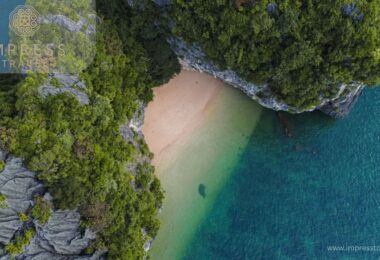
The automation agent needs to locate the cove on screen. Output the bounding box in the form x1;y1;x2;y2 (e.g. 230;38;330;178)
145;73;263;260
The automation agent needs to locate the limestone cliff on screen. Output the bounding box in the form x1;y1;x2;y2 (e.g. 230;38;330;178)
152;0;365;118
168;37;364;118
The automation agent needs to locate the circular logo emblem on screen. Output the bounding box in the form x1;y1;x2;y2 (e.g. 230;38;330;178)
9;5;40;37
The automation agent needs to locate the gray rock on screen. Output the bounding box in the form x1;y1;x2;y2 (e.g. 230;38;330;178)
128;102;146;135
39;73;90;105
342;4;364;22
120;102;146;144
168;37;364;118
0;157;44;245
39;15;96;36
0;152;100;259
129;0;171;8
342;4;357;16
21;211;96;259
319;83;364;118
0;151;6;161
154;0;171;6
267;3;277;13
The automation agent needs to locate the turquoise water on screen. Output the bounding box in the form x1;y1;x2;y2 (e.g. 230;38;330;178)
0;0;25;73
183;87;380;259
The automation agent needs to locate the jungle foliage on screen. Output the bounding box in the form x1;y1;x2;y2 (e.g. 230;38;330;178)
0;1;180;258
171;0;380;108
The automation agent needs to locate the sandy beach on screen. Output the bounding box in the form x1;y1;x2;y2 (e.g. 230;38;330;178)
143;70;263;259
143;70;223;167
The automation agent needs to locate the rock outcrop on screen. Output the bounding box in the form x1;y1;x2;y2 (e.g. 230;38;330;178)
168;37;364;117
0;152;100;259
21;210;98;259
39;14;96;36
149;0;365;118
0;156;44;246
39;73;90;105
120;102;146;142
319;83;364;118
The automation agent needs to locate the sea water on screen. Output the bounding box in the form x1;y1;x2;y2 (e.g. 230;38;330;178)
183;86;380;259
150;84;263;259
0;0;25;73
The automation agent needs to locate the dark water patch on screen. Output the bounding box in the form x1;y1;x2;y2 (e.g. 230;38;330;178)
184;87;380;259
199;184;207;199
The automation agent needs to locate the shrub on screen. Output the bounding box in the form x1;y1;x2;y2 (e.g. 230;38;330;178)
5;228;35;256
0;160;5;172
31;197;52;225
19;213;29;222
0;193;7;208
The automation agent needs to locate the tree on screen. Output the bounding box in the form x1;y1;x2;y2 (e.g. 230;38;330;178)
171;0;380;108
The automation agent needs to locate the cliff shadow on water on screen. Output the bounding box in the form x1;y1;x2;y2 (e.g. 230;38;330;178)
183;87;380;260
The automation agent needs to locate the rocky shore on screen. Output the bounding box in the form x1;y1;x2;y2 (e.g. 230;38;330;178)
168;37;365;118
149;0;365;118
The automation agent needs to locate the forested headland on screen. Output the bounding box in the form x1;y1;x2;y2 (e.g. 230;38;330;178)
170;0;380;109
0;0;179;258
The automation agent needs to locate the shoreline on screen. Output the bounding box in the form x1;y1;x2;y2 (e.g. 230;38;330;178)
143;70;223;168
143;70;263;259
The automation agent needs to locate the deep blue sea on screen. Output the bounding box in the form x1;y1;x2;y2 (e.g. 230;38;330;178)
184;86;380;259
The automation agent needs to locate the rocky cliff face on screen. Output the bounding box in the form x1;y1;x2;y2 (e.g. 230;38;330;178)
39;73;90;105
168;37;364;118
149;0;364;118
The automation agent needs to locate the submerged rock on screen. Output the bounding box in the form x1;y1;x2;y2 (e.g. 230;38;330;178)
198;184;207;198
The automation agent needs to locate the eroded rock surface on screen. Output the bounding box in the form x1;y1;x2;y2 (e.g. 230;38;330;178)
0;152;100;259
168;37;364;117
39;73;90;105
0;157;44;245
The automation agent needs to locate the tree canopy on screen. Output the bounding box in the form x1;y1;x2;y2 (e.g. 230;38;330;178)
171;0;380;108
0;0;180;258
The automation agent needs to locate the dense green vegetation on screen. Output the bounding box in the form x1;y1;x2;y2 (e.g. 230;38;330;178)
0;1;179;259
98;0;180;87
171;0;380;108
31;197;52;224
0;28;160;259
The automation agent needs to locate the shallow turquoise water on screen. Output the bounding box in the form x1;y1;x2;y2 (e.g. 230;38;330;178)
183;87;380;259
